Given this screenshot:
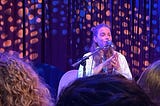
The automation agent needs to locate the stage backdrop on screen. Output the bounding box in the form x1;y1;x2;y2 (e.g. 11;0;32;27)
0;0;160;80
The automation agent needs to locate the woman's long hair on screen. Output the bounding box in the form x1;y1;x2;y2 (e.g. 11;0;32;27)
90;23;115;68
0;52;54;106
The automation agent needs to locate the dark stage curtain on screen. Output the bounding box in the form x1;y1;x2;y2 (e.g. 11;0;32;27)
0;0;160;95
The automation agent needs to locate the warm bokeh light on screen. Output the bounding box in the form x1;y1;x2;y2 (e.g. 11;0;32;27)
0;0;160;78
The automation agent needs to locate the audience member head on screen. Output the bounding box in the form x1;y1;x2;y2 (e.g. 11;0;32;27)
137;60;160;105
0;52;54;106
57;73;154;106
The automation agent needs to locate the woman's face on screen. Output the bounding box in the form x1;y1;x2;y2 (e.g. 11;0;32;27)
94;27;112;48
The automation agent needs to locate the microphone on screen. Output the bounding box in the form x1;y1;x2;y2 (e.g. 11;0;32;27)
103;41;114;49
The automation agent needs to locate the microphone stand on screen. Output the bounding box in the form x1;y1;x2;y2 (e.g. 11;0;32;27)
71;47;102;77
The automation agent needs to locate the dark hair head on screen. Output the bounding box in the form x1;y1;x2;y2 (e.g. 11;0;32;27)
57;74;154;106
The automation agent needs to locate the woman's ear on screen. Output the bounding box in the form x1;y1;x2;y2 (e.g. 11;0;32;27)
93;36;97;43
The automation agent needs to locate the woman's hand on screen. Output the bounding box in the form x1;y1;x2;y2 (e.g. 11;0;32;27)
93;53;120;75
110;53;120;71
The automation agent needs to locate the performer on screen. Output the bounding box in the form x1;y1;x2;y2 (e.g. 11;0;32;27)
78;23;132;80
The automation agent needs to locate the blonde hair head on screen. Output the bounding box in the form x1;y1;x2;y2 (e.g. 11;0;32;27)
0;52;54;106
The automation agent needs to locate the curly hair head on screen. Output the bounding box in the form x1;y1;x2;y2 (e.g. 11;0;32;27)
0;52;54;106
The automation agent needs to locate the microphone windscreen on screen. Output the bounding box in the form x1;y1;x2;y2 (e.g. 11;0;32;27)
105;41;114;47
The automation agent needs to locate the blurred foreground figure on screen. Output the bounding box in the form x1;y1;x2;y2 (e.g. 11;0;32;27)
57;73;155;106
0;52;54;106
137;60;160;105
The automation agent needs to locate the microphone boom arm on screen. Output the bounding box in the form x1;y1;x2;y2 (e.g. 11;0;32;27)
71;48;101;67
